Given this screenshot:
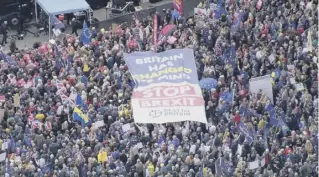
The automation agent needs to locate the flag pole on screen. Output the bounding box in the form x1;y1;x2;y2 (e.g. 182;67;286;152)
153;13;158;53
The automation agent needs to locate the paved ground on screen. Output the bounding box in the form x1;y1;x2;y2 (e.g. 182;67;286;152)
1;0;199;52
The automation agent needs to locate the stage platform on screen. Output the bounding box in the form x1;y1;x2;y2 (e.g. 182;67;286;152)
95;0;201;29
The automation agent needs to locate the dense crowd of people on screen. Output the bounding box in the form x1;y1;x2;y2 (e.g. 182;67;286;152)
0;0;318;176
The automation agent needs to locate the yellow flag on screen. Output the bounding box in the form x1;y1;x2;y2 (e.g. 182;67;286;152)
83;64;89;72
98;151;107;163
73;107;89;124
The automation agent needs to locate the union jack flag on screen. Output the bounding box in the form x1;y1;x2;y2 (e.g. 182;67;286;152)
27;114;34;125
61;94;75;107
45;121;52;130
55;80;67;94
32;120;43;130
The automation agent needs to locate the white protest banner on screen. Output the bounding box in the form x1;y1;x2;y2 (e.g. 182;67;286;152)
13;93;20;107
122;123;135;133
53;28;61;37
135;142;143;149
1;141;8;151
93;120;105;129
0;152;6;162
248;160;259;169
249;75;274;104
268;54;275;63
210;3;218;11
124;49;207;124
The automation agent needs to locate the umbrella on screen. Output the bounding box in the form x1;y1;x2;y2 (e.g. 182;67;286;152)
220;92;233;103
199;78;218;90
35;113;45;120
157;24;177;45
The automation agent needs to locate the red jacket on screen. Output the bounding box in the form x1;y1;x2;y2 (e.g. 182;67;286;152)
234;114;241;124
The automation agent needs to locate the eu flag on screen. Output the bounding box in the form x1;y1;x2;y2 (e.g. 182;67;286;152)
81;75;88;86
238;122;254;144
51;15;65;29
278;112;290;135
231;11;244;34
0;51;17;66
265;104;277;125
54;45;62;59
8;135;16;153
215;157;233;177
75;94;88;112
55;59;63;70
24;135;32;146
215;0;227;19
220;92;233;103
80;21;91;45
73;107;89;126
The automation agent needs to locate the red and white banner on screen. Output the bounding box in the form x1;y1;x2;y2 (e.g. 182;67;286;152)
124;49;207;124
131;83;206;123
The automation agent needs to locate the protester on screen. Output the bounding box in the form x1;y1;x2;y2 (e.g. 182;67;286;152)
0;21;8;46
0;0;318;177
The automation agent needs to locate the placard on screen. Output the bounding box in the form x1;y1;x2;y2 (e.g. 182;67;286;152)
53;28;61;37
122;123;135;133
93;120;105;129
0;152;6;162
249;75;273;104
13;93;20;107
1;141;8;151
248;160;259;169
0;109;4;122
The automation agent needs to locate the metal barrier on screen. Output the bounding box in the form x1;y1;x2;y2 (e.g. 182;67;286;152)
98;0;201;29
